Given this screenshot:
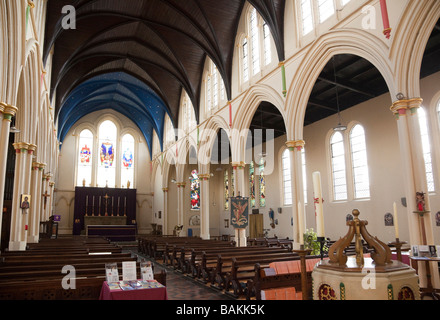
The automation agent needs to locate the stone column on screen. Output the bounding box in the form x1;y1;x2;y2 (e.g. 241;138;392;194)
41;174;51;223
176;182;186;233
0;103;17;249
28;161;41;243
9;142;33;251
231;161;247;247
199;173;211;240
162;187;168;235
286;140;306;250
390;98;436;287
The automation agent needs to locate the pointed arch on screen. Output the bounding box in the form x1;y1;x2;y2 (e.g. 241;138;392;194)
287;29;395;141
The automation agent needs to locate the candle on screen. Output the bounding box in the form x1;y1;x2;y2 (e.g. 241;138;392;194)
312;172;325;237
86;195;88;207
297;201;304;245
393;202;399;239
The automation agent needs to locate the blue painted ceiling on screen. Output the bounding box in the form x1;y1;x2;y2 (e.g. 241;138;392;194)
57;72;170;156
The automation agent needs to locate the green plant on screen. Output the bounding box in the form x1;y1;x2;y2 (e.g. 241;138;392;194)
303;228;328;256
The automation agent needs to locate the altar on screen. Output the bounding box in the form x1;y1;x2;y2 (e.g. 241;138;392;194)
84;216;127;228
73;187;137;236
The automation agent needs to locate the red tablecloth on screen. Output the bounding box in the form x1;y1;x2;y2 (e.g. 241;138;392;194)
99;281;168;300
391;252;410;265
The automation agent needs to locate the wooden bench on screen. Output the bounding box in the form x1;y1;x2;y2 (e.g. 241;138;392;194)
246;258;324;300
196;247;292;284
0;237;167;300
224;254;324;297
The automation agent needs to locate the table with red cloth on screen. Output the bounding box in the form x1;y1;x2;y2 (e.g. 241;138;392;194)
99;280;168;300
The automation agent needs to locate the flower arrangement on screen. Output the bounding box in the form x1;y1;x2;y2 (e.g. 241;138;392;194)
303;228;328;256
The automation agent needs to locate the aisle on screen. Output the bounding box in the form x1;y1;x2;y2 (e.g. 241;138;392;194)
129;248;233;300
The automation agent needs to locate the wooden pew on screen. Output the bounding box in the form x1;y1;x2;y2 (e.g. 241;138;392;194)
224;254;324;298
0;237;167;300
195;247;292;284
246;258;324;300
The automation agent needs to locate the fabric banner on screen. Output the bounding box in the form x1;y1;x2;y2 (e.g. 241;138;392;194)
230;196;249;229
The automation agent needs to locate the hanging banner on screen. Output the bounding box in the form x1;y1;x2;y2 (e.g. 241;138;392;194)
230;196;249;229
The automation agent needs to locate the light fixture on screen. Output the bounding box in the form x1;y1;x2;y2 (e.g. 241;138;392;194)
10;116;20;134
332;57;347;132
171;179;177;183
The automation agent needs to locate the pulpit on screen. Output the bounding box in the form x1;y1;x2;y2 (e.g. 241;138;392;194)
73;187;137;236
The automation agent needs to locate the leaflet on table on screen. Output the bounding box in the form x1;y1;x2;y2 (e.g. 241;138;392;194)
105;263;119;282
139;280;165;289
122;261;137;281
140;261;154;280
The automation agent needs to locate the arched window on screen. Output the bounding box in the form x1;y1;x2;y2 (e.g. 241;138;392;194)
182;92;196;134
330;131;347;201
205;60;224;112
418;107;435;192
77;129;93;186
350;125;370;199
317;0;335;23
165;115;175;148
97;120;117;188
300;0;314;35
250;7;260;76
302;148;308;204
242;37;249;83
190;169;200;210
281;149;292;206
263;21;272;66
121;134;135;188
249;161;256;207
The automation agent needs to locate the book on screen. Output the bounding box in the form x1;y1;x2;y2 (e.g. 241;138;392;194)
119;281;135;290
105;263;119;283
107;282;120;291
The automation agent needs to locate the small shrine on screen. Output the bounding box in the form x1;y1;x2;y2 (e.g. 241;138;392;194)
312;209;420;300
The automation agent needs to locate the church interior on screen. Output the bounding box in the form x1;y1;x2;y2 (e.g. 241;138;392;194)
1;0;440;302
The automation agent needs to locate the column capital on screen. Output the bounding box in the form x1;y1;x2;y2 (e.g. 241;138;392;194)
286;140;305;151
231;161;246;169
49;182;55;187
162;187;169;193
27;0;35;9
390;98;423;118
28;143;37;154
0;103;18;119
177;182;186;188
198;173;211;180
13;142;30;153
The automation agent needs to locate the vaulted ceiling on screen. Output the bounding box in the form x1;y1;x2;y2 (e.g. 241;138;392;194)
44;0;286;152
44;2;440;154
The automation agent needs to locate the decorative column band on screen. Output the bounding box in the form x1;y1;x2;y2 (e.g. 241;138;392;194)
198;173;211;181
279;61;287;97
177;182;186;188
13;142;30;153
286;140;305;151
231;161;246;169
0;102;18;119
390;98;423;118
162;188;169;192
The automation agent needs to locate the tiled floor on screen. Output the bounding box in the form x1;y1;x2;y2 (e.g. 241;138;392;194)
129;248;234;300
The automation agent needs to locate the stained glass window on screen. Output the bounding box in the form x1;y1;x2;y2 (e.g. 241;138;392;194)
224;170;229;210
98;120;117;187
190;169;200;210
249;161;256;207
250;7;260;76
259;158;266;207
121;134;135;188
77;129;93;186
231;168;235;197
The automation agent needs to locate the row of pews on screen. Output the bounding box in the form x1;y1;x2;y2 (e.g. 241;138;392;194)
0;236;166;300
138;235;319;299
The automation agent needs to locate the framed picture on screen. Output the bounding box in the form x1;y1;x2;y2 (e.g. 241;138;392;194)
20;194;31;209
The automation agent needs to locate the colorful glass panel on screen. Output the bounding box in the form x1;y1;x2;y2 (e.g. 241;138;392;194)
249;161;255;207
190;169;200;210
259;159;266;207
